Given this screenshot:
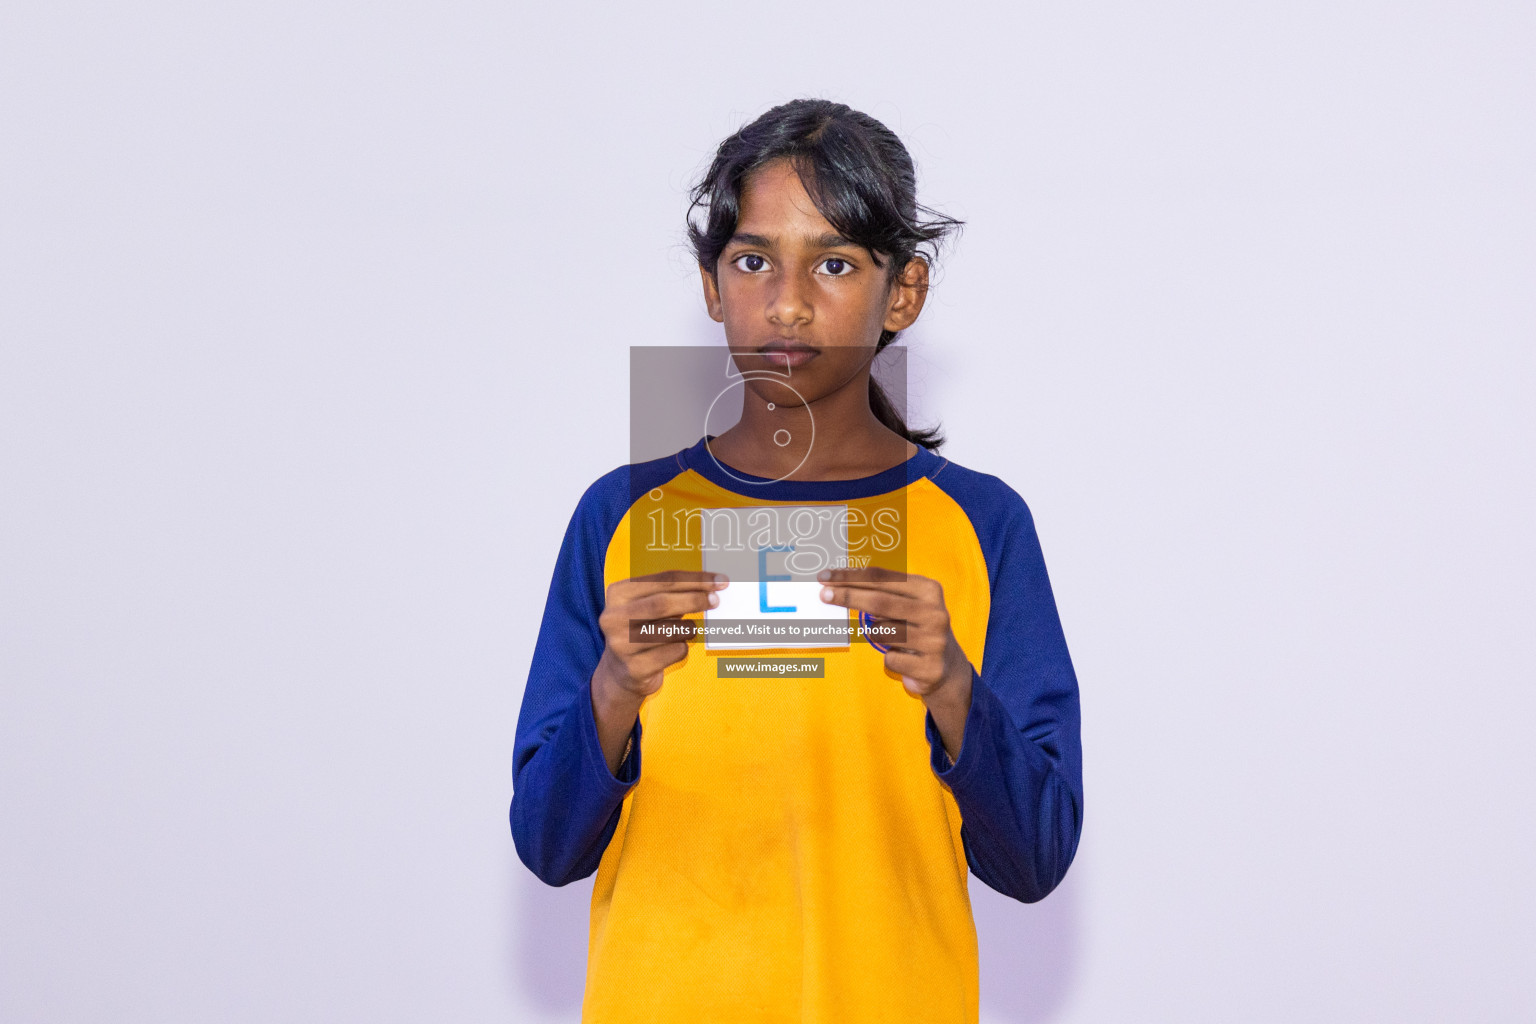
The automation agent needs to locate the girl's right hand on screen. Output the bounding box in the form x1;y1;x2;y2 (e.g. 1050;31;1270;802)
593;570;728;702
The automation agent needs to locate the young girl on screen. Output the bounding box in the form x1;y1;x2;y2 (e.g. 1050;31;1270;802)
512;99;1083;1023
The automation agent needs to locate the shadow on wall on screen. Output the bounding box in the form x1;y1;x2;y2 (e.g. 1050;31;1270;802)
509;864;592;1016
508;857;1083;1022
975;866;1083;1024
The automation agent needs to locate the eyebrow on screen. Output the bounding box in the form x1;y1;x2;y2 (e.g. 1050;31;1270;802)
728;231;856;250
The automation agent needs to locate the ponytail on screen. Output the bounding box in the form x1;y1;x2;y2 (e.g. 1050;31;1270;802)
869;335;943;451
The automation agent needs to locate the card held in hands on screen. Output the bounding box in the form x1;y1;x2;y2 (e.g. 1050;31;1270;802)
698;505;851;650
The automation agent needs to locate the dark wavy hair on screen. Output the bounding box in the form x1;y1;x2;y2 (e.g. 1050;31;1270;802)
687;99;963;450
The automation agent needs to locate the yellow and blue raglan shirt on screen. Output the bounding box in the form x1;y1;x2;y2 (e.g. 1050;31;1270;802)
511;438;1083;1023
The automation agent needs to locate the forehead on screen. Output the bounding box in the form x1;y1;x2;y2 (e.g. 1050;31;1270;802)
735;159;835;236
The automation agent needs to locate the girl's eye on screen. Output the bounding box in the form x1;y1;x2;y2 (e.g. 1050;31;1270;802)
735;254;768;272
821;258;849;276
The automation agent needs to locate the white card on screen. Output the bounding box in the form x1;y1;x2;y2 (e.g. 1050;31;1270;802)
698;505;851;650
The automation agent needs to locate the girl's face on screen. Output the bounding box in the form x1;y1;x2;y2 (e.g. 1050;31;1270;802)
700;158;928;409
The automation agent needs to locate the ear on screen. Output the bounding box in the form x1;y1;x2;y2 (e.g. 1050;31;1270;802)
699;263;724;322
882;258;930;333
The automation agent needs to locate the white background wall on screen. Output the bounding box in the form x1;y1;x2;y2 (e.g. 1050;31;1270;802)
3;2;1532;1021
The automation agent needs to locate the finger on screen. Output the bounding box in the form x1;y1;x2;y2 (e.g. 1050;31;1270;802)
609;572;730;601
602;594;708;642
625;589;721;622
817;569;940;602
629;641;691;677
817;566;911;586
881;649;939;685
852;610;913;649
818;585;923;621
630;570;730;585
611;616;701;648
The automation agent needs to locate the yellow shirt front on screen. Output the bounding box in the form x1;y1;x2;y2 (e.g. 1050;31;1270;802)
511;439;1083;1024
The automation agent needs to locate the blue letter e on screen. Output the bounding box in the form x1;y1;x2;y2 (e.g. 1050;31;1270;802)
758;545;796;613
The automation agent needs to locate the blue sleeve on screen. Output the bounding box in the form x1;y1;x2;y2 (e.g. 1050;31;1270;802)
923;470;1084;903
510;461;674;886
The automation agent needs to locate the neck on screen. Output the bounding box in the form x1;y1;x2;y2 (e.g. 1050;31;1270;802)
710;367;915;482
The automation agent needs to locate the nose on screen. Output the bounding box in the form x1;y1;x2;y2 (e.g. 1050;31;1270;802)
767;271;812;328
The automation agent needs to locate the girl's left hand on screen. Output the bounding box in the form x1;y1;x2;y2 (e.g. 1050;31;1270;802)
817;566;975;757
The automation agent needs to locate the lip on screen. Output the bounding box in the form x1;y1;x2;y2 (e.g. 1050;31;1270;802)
757;340;819;369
